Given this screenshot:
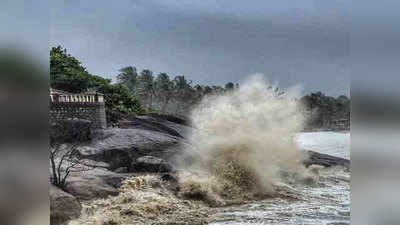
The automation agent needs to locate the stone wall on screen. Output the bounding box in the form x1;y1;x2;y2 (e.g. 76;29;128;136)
50;102;107;128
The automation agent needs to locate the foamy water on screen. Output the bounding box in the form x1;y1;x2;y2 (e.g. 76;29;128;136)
69;77;352;225
211;132;350;225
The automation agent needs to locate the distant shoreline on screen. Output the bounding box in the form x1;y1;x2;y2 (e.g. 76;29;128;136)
302;128;350;133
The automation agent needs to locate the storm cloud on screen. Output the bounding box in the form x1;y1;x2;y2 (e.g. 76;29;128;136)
51;0;350;96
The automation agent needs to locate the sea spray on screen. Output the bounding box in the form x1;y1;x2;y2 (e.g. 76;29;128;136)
180;74;307;200
69;75;313;225
69;175;213;225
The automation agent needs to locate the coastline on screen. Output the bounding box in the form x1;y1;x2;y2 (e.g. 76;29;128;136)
50;116;350;225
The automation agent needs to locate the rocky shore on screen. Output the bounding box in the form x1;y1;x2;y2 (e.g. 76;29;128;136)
50;115;350;225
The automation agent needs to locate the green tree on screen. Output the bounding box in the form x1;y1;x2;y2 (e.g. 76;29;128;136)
173;75;191;90
154;73;174;113
225;82;234;91
203;86;213;95
136;69;155;108
300;92;350;129
50;46;143;123
98;83;143;122
212;85;224;95
171;76;196;114
117;66;138;94
50;46;111;92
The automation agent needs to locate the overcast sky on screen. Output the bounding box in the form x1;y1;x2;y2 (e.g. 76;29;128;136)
50;0;350;96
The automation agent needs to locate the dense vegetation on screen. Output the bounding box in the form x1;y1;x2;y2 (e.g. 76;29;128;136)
50;46;144;123
50;46;239;119
300;92;350;129
115;66;238;115
51;46;350;128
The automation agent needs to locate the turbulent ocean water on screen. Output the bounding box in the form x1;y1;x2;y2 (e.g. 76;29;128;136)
210;131;350;225
69;78;351;225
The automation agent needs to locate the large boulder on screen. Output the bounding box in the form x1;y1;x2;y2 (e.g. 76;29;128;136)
131;155;173;173
78;128;190;170
303;150;350;169
146;113;191;126
114;167;129;173
50;185;81;225
118;115;193;139
63;168;128;201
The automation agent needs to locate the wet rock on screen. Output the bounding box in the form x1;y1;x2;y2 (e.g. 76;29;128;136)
118;114;193;138
76;115;195;170
79;159;110;169
118;116;183;138
303;150;350;169
64;168;128;201
147;113;193;127
78;128;189;170
131;156;173;173
114;167;128;173
50;185;81;225
146;113;191;126
136;115;194;138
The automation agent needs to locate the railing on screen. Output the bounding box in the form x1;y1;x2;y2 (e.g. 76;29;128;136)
50;92;104;103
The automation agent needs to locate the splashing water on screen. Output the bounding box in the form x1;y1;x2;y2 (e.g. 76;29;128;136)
69;75;324;225
180;74;308;200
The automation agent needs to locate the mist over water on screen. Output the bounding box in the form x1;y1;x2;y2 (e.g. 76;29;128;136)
182;74;307;198
69;75;335;225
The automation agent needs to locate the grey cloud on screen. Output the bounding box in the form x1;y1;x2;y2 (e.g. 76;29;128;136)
51;0;350;96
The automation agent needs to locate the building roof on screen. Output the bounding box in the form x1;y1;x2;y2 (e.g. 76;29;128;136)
50;88;103;96
50;88;72;95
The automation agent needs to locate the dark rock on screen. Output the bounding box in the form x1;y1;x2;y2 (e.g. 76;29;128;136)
78;159;110;170
118;114;193;139
54;115;191;202
64;168;128;201
114;167;128;173
137;115;195;139
50;119;92;143
303;150;350;169
78;128;189;170
146;113;191;127
131;156;173;173
118;117;182;138
50;185;81;225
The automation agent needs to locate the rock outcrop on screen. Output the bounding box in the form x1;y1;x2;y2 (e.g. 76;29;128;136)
54;115;193;201
303;150;350;169
131;155;173;173
64;168;128;201
50;185;82;225
78;115;193;170
119;114;193;139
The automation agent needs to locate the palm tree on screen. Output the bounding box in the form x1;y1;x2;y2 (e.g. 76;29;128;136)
136;69;155;108
154;73;174;113
117;66;138;94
